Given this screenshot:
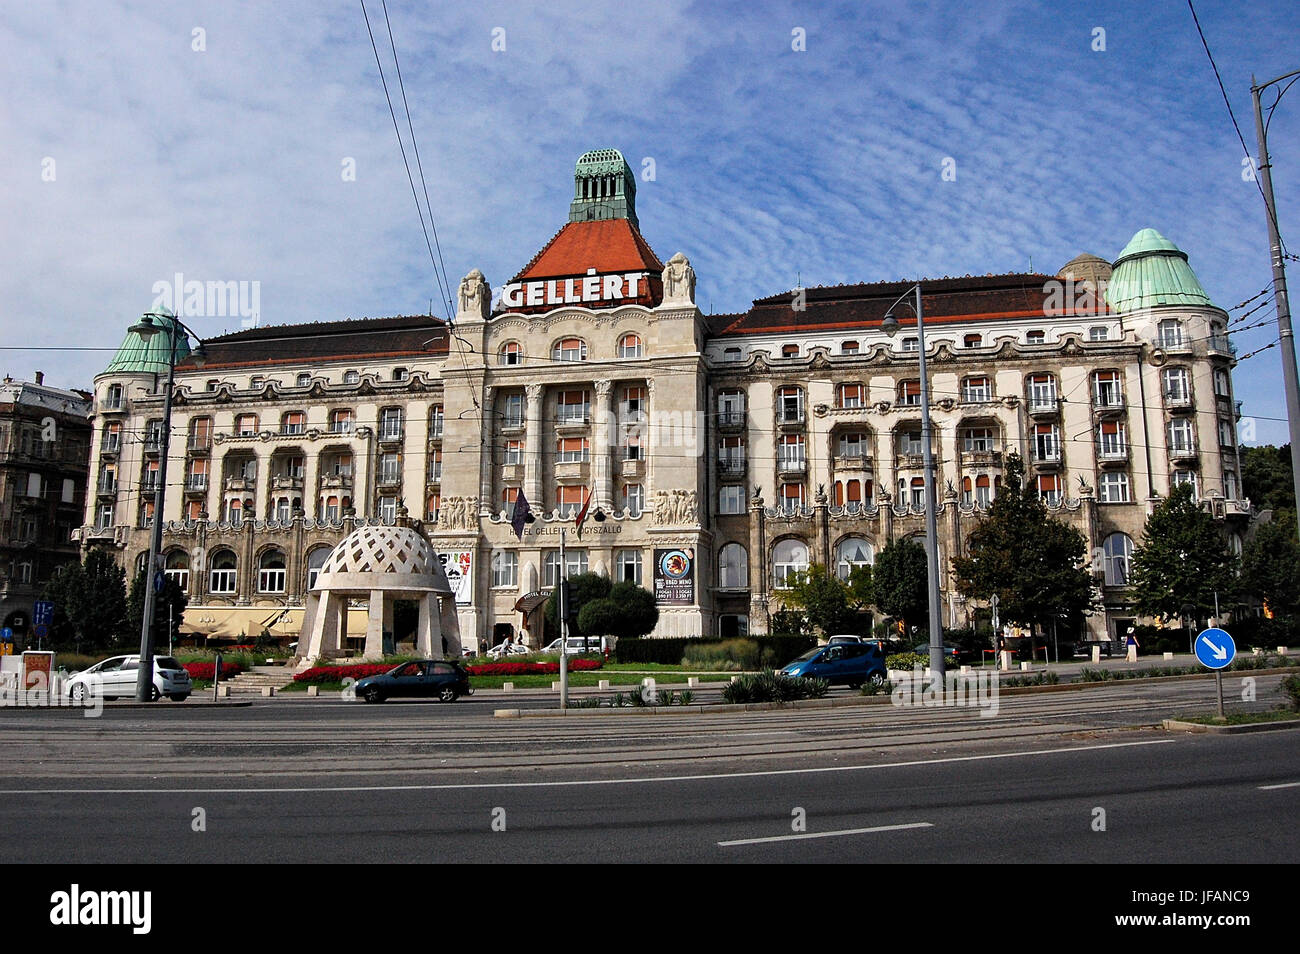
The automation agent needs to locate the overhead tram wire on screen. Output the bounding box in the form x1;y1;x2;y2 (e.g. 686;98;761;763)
359;0;452;320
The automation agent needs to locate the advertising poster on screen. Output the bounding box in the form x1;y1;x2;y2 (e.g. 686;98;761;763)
654;548;695;605
438;550;474;605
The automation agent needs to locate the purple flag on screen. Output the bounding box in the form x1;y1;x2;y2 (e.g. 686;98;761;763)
510;488;532;540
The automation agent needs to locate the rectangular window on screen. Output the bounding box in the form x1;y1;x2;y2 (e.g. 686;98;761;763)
379;496;398;524
492;551;518;588
236;414;259;436
1036;474;1061;506
616;549;643;585
962;428;994;453
429;405;444;439
719;485;745;514
558;485;586;516
1093;370;1123;407
838;383;865;408
780;435;806;469
1033;424;1060;461
1026;330;1045;344
1099;472;1131;503
544;549;588;586
1089;326;1109;341
27;472;42;498
503;440;523;465
558;437;590;463
963;333;981;349
380;408;402;439
623;483;644;516
838;432;867;458
503;393;525;427
1099;421;1126;457
899;432;923;456
557;390;590;423
1028;374;1056;409
899;380;921;406
62;478;75;504
962;377;991;403
778;388;803;423
780;482;805;512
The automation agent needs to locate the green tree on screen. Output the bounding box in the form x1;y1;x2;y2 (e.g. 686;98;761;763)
40;548;129;652
544;571;611;638
1241;444;1294;513
1129;483;1239;621
578;581;659;642
769;606;811;639
781;563;872;636
953;454;1097;640
873;538;930;633
127;569;189;653
1240;509;1300;617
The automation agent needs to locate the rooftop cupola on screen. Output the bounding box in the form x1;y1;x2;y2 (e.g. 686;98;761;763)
569;148;638;228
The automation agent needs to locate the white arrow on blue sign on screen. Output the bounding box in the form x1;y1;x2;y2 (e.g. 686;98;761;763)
1194;628;1236;670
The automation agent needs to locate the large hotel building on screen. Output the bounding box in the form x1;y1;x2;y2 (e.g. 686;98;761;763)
76;149;1251;650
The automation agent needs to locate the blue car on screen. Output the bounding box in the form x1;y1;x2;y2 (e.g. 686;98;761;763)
779;643;887;689
354;659;472;704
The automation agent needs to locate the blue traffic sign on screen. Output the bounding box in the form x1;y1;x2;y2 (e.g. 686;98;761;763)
1;628;12;642
33;600;53;626
1195;628;1236;670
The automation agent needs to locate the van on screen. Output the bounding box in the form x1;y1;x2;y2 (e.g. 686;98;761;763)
542;636;609;655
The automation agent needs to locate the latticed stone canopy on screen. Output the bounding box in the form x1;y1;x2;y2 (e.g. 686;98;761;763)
312;524;452;594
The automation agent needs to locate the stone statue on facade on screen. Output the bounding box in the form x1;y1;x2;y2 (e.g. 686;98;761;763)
458;269;490;320
652;488;697;526
438;495;479;531
661;252;696;305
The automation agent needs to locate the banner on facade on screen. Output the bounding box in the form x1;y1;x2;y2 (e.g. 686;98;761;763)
438;550;474;606
653;548;695;605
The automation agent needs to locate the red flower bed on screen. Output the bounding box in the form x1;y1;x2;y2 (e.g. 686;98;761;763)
465;660;603;676
293;664;395;685
184;662;245;680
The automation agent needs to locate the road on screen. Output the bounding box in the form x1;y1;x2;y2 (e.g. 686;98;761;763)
0;675;1295;862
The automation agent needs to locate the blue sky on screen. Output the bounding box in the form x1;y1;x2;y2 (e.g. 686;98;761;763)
2;0;1298;442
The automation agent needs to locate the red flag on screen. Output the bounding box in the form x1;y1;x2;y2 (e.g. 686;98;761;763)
574;487;592;539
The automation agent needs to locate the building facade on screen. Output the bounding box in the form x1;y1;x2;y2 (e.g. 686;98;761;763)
1;373;92;644
77;149;1251;649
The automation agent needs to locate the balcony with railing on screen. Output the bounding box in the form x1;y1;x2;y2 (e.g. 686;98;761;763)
718;410;746;431
377;468;402;488
272;474;304;492
1169;441;1198;462
1097;443;1130;466
1031;443;1062;468
1164;389;1194;409
185;474;208;493
718;457;746;478
224;475;257;493
188;435;212;453
1027;395;1059;417
777;456;808;475
832;452;873;473
960;448;1003;468
1092;392;1126;414
96;476;118;496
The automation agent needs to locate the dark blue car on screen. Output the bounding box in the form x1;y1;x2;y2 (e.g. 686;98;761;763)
355;659;472;704
779;643;887;689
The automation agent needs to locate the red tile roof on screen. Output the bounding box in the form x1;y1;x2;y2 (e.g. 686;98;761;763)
502;219;665;313
710;273;1111;337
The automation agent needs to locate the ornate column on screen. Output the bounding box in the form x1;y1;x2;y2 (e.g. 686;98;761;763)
748;488;769;634
479;386;495;515
593;379;614;510
524;383;544;508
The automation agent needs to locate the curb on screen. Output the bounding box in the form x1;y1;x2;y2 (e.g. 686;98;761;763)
1161;717;1300;734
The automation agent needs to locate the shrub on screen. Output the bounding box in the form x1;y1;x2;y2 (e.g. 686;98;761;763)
681;638;761;671
678;689;694;705
886;652;928;670
183;661;245;681
860;679;893;696
721;671;828;704
1078;667;1112;682
615;635;815;666
1282;674;1300;712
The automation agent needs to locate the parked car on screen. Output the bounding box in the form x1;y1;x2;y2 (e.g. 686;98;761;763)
1073;640;1115;658
487;641;530;660
778;643;887;689
825;634;864;644
354;659;471;703
911;642;969;666
63;654;192;703
541;636;608;655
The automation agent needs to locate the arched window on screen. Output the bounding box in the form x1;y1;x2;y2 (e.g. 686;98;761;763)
552;338;587;362
618;334;643;359
1102;533;1133;586
343;369;360;384
306;547;331;591
164;550;190;591
719;543;748;589
209;550;237;594
835;537;873;580
772;539;809;588
258;549;286;593
499;341;522;366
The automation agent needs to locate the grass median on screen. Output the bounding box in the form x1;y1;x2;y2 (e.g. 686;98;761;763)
281;670;738;692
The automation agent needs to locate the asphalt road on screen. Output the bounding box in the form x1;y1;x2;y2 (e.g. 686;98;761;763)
0;676;1295;862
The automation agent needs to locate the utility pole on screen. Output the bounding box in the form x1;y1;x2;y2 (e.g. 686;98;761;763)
558;528;569;710
1252;70;1300;532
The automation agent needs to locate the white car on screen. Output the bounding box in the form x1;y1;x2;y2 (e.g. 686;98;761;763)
486;641;531;660
63;654;192;703
541;636;608;655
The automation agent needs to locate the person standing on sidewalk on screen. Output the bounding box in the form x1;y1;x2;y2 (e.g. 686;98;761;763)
1125;627;1139;663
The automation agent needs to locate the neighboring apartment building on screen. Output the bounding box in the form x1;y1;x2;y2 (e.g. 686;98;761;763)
1;373;92;644
77;148;1250;649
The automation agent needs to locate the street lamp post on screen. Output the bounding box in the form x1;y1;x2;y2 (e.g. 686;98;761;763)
1252;69;1300;536
127;312;206;702
880;284;945;679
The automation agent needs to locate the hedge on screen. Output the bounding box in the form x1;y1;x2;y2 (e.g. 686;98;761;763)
614;635;816;667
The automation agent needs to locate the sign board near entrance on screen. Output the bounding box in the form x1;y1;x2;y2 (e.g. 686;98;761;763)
654;548;694;605
438;550;473;606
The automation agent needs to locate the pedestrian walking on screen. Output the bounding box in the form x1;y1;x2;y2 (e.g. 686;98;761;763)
1125;627;1139;663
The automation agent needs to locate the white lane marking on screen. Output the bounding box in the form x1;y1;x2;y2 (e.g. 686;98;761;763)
719;822;933;847
0;739;1175;795
1258;781;1300;790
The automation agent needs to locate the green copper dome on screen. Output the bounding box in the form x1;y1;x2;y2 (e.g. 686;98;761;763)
1105;228;1214;313
103;309;191;375
569;147;637;227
